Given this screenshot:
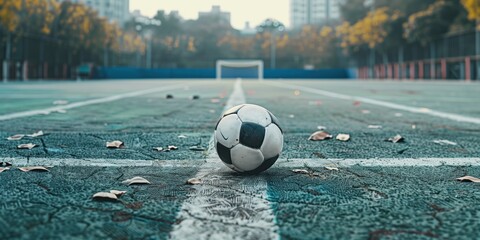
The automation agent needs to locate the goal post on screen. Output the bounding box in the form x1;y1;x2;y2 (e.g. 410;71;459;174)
216;60;264;80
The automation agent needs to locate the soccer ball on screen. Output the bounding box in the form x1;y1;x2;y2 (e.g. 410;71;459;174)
214;104;283;174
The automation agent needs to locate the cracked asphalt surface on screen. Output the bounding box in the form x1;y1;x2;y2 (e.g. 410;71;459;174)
1;79;480;239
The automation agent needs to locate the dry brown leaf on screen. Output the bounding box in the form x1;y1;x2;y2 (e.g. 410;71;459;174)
433;140;457;146
325;166;339;171
387;135;404;143
0;167;10;173
368;125;382;129
211;98;220;103
153;147;164;152
27;131;44;138
178;135;188;139
53;100;69;105
122;176;151;185
187;178;202;185
189;146;206;151
106;141;124;148
456;176;480;183
7;134;24;141
336;134;350;142
92;192;118;201
361;110;371;114
17;143;37;150
110;190;127;197
168;145;178;150
308;131;332;141
292;169;309;174
18;166;49;172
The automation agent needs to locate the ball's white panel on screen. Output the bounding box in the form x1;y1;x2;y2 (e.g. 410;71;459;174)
230;144;264;172
224;163;244;173
237;104;272;127
215;114;242;148
261;124;284;159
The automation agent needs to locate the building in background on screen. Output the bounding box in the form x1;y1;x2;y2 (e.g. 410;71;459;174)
198;5;231;25
290;0;340;29
56;0;130;26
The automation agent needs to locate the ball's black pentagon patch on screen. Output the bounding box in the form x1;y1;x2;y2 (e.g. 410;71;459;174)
223;104;245;117
268;111;283;133
216;142;232;164
241;155;279;175
239;122;265;149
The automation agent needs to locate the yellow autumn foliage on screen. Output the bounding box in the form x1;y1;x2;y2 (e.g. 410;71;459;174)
336;7;401;49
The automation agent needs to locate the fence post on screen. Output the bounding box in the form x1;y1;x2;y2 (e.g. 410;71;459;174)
410;62;415;80
441;59;447;80
430;60;435;79
418;61;424;80
23;61;28;81
465;57;471;82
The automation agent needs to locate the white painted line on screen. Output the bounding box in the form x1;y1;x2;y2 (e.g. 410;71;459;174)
0;84;186;121
264;81;480;125
3;157;480;168
170;79;279;240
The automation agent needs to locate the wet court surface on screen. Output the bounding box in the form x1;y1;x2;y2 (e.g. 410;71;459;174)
1;79;480;239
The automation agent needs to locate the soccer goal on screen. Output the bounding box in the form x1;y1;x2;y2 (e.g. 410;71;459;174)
216;60;264;80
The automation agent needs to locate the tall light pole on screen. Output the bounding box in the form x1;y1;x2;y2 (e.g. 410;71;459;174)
475;0;479;80
257;18;285;69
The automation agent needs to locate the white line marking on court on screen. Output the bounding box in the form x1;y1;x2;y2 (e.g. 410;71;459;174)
4;157;480;168
170;79;280;240
0;84;186;121
264;81;480;125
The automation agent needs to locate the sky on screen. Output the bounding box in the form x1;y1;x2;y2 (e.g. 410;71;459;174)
129;0;290;30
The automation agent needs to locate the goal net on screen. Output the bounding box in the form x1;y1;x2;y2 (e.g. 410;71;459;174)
216;60;264;80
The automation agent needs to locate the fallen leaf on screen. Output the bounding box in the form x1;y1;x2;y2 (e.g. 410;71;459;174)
433;140;457;146
412;125;417;129
209;109;216;113
92;192;118;201
187;178;202;185
189;146;206;151
353;101;361;106
211;98;220;103
294;90;301;96
27;131;44;138
361;110;371;114
292;169;309;174
387;135;404;143
368;125;382;129
178;135;188;139
53;100;69;105
110;190;127;197
0;167;10;173
456;176;480;183
419;108;431;113
7;134;24;141
394;113;403;117
18;166;49;172
122;176;151;185
17;143;37;149
55;109;67;114
153;147;164;152
106;141;124;148
289;114;295;118
336;134;350;142
168;145;178;150
308;131;332;141
325;166;339;171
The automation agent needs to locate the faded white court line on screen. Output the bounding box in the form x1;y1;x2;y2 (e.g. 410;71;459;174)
5;157;480;168
0;84;186;121
263;81;480;125
170;79;279;240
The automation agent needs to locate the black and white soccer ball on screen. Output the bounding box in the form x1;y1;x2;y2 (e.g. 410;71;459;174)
214;104;283;174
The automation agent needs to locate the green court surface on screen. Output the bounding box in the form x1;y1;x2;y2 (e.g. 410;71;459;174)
1;79;479;239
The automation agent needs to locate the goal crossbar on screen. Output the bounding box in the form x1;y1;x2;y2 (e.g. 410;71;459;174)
216;60;264;80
